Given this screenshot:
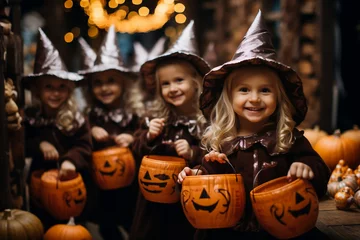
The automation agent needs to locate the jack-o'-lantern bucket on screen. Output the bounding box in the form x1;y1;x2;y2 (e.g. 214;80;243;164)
40;169;87;220
181;174;246;229
138;155;186;203
250;176;319;239
30;169;45;208
92;147;136;190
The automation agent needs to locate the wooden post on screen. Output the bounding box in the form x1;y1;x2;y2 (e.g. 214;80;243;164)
0;26;13;211
317;0;335;132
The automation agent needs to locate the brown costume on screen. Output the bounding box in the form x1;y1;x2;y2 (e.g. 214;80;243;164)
79;25;140;239
195;10;331;239
130;20;210;240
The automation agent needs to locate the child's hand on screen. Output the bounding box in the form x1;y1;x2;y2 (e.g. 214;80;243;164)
174;139;193;160
40;141;59;161
114;133;134;147
204;150;228;164
59;160;77;181
177;167;202;184
147;118;165;141
287;162;314;181
91;126;109;142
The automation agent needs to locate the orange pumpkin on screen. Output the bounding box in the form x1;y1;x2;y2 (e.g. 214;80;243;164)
251;176;319;239
44;217;92;240
314;129;360;170
40;169;87;220
138;155;186;203
303;125;328;147
0;209;44;240
334;187;354;210
181;174;245;229
30;169;45;208
92;146;136;190
342;125;360;144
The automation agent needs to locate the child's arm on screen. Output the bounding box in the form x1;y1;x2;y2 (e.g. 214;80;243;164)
91;126;109;142
287;162;314;180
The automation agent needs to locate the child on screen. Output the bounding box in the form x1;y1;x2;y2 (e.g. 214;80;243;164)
23;28;92;230
78;25;144;240
130;20;210;240
178;11;331;239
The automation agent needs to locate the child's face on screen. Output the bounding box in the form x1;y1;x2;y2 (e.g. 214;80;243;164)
91;70;123;108
157;63;197;112
37;76;71;112
230;66;279;126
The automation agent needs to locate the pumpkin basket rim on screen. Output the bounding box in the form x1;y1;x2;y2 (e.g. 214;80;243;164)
142;154;186;163
40;169;83;189
250;176;311;197
92;146;131;157
183;173;243;180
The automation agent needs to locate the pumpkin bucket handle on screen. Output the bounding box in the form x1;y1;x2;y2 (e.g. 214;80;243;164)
252;161;278;203
195;156;239;182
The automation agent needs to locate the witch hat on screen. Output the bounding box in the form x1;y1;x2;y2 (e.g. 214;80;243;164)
78;37;96;71
200;10;307;125
140;20;210;93
22;28;83;89
78;25;134;75
130;37;166;72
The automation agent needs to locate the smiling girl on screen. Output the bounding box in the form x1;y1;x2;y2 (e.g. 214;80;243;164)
23;29;92;230
130;20;210;240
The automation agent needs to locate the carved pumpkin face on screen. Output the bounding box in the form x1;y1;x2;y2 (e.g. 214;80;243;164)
63;188;86;208
251;177;319;239
92;147;136;190
181;174;246;229
138;155;186;203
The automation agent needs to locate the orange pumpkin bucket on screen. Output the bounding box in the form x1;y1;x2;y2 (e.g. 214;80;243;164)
138;155;186;203
40;169;87;220
181;174;246;229
92;146;136;190
250;176;319;239
29;169;45;208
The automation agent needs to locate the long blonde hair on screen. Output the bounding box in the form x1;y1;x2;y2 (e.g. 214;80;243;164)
31;76;79;132
149;59;204;121
202;65;296;153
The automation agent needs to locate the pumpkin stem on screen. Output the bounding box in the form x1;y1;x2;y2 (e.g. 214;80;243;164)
334;129;341;137
2;209;12;220
67;217;76;226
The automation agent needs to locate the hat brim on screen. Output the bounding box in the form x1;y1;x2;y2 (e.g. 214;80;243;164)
140;51;210;94
200;57;307;125
78;64;136;76
22;70;83;89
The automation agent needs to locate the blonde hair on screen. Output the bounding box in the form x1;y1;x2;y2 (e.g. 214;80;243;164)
86;70;145;117
202;65;296;153
31;76;79;132
149;58;204;122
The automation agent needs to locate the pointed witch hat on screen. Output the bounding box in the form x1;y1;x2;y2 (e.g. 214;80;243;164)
140;20;210;93
78;25;134;75
200;10;307;125
78;37;96;71
130;37;166;72
22;28;83;89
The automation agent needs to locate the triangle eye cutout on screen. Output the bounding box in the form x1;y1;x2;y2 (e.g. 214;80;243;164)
200;188;210;199
144;171;151;180
104;161;111;168
295;192;305;204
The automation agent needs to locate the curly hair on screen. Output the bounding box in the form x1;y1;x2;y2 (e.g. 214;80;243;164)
30;76;79;132
202;65;296;153
85;69;145;117
149;58;205;123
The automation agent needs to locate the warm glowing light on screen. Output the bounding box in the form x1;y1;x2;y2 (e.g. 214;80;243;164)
164;0;174;4
128;11;138;19
175;14;186;23
108;0;118;8
132;0;142;5
64;0;73;9
138;7;149;16
80;0;89;8
174;3;185;13
71;27;81;37
120;5;129;12
88;26;99;38
64;32;74;43
116;0;125;4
